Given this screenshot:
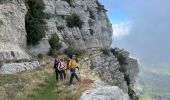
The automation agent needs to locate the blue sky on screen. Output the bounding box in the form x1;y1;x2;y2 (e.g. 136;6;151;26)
99;0;128;24
99;0;170;65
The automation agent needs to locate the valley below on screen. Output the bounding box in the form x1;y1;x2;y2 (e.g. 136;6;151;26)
137;65;170;100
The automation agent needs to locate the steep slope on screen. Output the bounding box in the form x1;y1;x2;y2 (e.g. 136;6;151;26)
0;0;139;99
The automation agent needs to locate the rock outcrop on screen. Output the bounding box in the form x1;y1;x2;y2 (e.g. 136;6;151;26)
43;0;112;51
79;49;139;94
80;80;130;100
0;0;40;74
79;52;129;92
0;61;40;74
113;48;139;87
0;0;30;60
0;0;27;49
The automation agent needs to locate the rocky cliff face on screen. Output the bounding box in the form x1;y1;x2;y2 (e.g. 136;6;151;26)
41;1;138;93
42;0;112;51
0;0;40;74
0;0;29;61
0;0;139;99
79;49;139;95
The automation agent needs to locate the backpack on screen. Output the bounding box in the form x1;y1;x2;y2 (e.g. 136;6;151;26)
57;61;65;71
54;60;59;69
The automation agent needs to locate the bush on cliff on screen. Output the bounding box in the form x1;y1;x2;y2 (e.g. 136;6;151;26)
96;0;107;13
64;48;84;58
111;48;127;65
63;0;73;4
101;49;110;55
48;33;62;57
49;33;62;50
66;13;83;28
25;0;48;46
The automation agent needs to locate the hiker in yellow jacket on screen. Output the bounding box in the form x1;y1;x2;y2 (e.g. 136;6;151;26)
69;55;80;84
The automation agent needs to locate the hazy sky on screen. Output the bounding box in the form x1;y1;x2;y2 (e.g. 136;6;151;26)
99;0;170;65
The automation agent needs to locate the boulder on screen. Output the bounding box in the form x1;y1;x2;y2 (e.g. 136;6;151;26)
80;80;130;100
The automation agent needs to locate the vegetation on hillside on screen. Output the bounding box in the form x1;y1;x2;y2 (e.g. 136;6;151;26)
64;48;85;58
66;13;83;28
25;0;48;46
0;56;54;100
96;0;107;13
48;33;62;57
111;48;127;66
101;49;110;55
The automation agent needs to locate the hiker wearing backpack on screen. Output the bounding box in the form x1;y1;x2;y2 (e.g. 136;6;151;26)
54;58;66;81
58;58;66;80
69;55;80;84
54;58;60;81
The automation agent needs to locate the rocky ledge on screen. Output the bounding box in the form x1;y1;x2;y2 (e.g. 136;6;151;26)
80;80;130;100
0;61;40;74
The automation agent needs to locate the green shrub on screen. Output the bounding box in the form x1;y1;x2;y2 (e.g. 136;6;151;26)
124;73;130;86
48;33;62;57
38;54;43;59
88;20;94;27
49;33;62;50
111;48;127;65
66;13;83;28
102;49;110;55
89;29;94;35
119;65;126;73
57;26;65;31
63;0;73;4
44;13;55;19
48;49;58;58
128;86;139;100
25;0;48;46
89;10;95;19
117;54;127;65
64;48;84;57
96;0;107;13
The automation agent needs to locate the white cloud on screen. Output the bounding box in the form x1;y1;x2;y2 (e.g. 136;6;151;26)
112;22;131;38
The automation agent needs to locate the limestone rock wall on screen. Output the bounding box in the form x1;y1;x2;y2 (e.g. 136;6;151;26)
113;48;139;87
0;0;40;74
0;0;30;61
79;49;139;95
43;0;112;50
79;52;129;92
0;0;26;47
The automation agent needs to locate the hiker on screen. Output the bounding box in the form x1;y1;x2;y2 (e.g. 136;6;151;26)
58;58;66;80
54;58;66;81
69;55;80;84
54;58;60;81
